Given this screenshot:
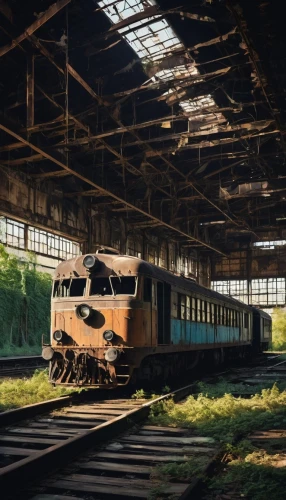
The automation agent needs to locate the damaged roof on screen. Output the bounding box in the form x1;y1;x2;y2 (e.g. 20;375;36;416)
0;0;285;255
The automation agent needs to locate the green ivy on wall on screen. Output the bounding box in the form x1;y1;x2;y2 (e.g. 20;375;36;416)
0;245;52;354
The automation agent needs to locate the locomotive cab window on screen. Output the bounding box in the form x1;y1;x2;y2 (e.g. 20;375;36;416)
90;277;112;296
53;278;86;298
110;276;137;296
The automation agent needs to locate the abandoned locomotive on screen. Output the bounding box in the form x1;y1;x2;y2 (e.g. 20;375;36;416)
42;253;271;387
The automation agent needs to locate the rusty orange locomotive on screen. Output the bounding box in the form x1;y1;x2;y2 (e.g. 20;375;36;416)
42;253;271;388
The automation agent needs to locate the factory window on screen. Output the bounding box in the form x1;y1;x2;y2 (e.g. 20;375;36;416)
0;217;25;249
171;291;178;318
53;278;86;298
211;280;248;304
159;244;167;269
186;296;191;320
110;276;137;296
28;227;80;260
253;240;286;250
144;278;152;302
180;295;186;320
90;278;113;296
127;235;142;259
251;278;285;306
147;245;158;265
0;217;81;260
197;299;201;322
179;253;188;276
191;297;196;321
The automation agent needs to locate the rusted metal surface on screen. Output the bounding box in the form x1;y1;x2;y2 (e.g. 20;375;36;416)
47;253;262;388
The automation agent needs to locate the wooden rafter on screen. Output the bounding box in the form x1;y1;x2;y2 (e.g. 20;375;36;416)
0;0;71;58
0;114;226;256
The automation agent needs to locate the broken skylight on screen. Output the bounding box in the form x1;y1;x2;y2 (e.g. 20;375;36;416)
98;0;226;128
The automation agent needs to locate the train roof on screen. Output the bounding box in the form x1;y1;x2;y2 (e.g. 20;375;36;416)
251;307;272;321
55;254;252;311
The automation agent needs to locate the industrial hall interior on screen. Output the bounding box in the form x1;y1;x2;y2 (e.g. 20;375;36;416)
0;0;286;313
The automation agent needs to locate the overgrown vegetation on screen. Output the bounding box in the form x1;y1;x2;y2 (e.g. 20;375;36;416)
271;307;286;350
0;369;76;411
0;245;52;356
208;444;286;500
149;383;286;442
148;381;286;500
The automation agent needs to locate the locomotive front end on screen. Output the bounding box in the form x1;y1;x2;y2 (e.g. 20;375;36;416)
42;254;139;388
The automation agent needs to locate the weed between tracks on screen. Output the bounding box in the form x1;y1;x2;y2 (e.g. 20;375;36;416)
147;381;286;500
0;369;77;411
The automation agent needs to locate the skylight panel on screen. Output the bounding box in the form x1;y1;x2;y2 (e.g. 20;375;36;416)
98;0;226;129
98;0;147;24
98;1;183;63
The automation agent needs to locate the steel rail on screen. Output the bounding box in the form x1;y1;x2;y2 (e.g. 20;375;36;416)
0;382;197;496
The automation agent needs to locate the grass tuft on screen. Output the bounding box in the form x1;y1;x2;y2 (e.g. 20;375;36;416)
149;383;286;442
0;369;77;411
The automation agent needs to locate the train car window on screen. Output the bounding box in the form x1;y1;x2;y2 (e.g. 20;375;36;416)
197;298;201;322
211;303;215;324
230;310;233;327
191;298;196;321
233;311;237;327
90;277;112;296
180;295;186;320
222;307;226;326
217;305;220;324
264;320;271;338
201;301;205;322
171;291;178;318
144;278;152;302
111;277;137;296
244;313;249;329
53;279;86;297
207;302;211;323
152;282;157;306
220;306;223;325
186;296;191;320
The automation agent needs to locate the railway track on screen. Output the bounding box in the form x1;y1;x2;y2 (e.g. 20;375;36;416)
0;382;219;499
0;356;47;378
0;354;285;499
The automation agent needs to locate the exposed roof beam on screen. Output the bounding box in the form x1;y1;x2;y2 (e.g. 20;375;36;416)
0;115;226;256
66;63;241;228
0;0;71;58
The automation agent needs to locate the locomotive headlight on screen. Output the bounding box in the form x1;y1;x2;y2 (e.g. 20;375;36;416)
103;330;115;342
83;254;99;271
53;330;63;342
104;347;120;363
75;304;92;320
